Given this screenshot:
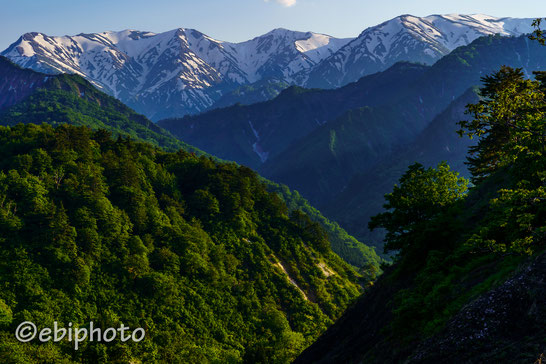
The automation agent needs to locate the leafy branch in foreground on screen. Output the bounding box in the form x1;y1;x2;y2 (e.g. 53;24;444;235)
458;66;546;182
530;18;546;45
458;63;546;255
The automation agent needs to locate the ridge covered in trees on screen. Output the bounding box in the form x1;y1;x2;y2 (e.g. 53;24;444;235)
0;123;363;363
0;55;382;272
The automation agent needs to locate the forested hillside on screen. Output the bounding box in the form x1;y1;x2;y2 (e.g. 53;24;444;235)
265;182;381;274
0;55;382;271
324;87;480;249
0;123;365;363
158;62;428;169
262;34;546;206
207;79;291;110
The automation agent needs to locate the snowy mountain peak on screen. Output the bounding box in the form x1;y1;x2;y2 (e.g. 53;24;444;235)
1;26;349;119
305;14;535;88
263;28;295;36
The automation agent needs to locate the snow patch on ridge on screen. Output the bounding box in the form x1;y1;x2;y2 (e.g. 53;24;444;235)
248;120;269;163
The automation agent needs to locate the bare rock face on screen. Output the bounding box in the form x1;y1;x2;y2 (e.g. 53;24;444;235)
0;56;50;109
296;252;546;364
408;253;546;363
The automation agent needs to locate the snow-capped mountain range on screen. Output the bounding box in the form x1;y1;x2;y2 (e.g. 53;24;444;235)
305;14;536;88
1;28;349;119
1;14;535;120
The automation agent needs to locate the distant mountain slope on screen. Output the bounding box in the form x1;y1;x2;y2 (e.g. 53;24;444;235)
323;88;480;248
264;34;546;197
159;62;429;168
207;79;291;110
304;14;534;88
0;56;51;109
161;35;546;252
1;28;350;119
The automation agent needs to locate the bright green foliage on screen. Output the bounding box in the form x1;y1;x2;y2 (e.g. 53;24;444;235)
459;66;546;182
0;60;377;271
467;184;546;254
459;64;546;255
369;162;468;254
0;123;361;363
530;18;546;45
266;183;382;270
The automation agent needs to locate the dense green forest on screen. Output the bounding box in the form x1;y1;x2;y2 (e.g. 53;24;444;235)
1;88;382;272
0;56;382;273
0;123;364;363
297;23;546;363
267;183;381;276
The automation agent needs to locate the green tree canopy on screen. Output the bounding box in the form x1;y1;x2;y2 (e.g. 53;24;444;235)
458;66;546;183
530;18;546;45
0;123;362;363
369;162;468;254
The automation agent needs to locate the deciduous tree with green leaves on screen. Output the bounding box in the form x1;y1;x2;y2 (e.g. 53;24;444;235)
458;66;546;183
369;162;468;254
457;21;546;254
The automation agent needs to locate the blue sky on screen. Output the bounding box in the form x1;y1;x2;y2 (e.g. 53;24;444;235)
0;0;545;49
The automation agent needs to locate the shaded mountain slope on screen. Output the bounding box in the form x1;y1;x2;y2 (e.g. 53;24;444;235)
259;34;546;217
295;167;543;363
296;243;546;363
162;35;546;202
0;56;51;109
207;79;291;110
160;35;546;255
159;62;429;169
296;56;546;363
324;88;480;247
